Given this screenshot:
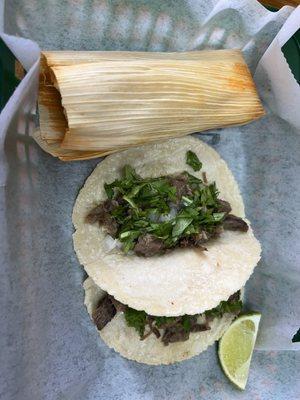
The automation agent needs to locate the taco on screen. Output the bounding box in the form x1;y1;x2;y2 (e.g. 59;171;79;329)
84;277;244;365
73;136;261;316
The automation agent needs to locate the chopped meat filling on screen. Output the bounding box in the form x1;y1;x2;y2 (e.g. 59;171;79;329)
91;291;241;346
86;199;119;236
86;167;249;257
162;326;190;345
167;173;193;201
92;295;116;330
223;214;249;232
217;199;232;214
134;234;166;257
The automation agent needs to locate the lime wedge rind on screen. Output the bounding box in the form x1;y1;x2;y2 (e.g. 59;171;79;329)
218;312;261;390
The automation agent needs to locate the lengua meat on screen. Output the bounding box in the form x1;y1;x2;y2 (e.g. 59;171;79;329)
223;214;249;232
134;234;166;257
167;173;192;201
162;326;190;345
217;199;232;214
86;199;119;236
92;295;116;330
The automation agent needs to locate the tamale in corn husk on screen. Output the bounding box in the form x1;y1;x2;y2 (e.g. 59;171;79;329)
37;50;264;161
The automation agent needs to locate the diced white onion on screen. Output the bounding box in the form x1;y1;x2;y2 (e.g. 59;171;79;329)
104;236;120;252
159;206;178;222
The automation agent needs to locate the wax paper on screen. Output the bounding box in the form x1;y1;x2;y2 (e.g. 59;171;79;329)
0;1;300;399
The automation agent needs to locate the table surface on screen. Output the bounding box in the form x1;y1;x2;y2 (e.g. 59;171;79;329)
2;1;300;400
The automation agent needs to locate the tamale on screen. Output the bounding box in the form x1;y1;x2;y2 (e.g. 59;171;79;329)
37;50;264;160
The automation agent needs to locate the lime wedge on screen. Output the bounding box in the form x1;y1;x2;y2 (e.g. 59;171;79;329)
218;312;261;390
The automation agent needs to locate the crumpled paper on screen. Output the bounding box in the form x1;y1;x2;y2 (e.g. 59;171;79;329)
0;0;299;362
255;7;300;130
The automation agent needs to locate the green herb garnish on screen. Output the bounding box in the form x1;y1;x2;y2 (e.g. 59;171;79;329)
101;162;226;254
154;316;177;328
205;298;243;319
186;150;202;171
181;315;192;332
123;295;242;340
124;308;147;336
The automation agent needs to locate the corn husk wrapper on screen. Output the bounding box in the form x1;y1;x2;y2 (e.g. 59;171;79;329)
37;50;264;161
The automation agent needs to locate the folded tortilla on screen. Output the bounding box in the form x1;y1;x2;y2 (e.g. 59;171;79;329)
84;277;240;365
73;137;261;316
38;50;264;160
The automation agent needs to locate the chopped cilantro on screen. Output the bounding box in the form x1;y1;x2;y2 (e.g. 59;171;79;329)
172;217;193;237
100;162;227;254
154;316;177;328
123;164;138;181
181;315;192;332
104;182;115;199
205;298;243;319
124;308;147;336
213;212;226;221
123;294;242;341
186;150;202;171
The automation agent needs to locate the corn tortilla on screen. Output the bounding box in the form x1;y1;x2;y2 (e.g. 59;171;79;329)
84;277;239;365
73;137;261;316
